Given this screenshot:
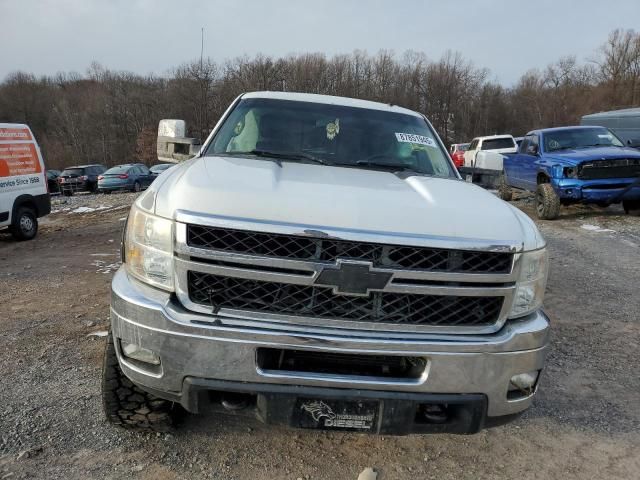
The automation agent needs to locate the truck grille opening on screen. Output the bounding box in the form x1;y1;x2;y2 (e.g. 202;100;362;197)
187;272;504;327
257;348;427;379
578;158;640;180
186;225;513;274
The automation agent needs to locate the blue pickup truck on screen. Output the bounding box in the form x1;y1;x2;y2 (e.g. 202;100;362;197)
499;126;640;219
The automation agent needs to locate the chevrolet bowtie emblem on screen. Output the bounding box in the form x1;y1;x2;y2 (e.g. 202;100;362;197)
314;260;393;296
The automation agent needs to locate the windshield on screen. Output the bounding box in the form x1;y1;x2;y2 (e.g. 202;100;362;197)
206;98;455;178
544;128;624;152
481;138;515;150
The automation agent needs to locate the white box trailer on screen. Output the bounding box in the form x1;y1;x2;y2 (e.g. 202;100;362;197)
581;108;640;148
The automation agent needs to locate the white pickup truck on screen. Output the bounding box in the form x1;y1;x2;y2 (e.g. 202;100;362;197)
102;92;549;435
460;135;518;187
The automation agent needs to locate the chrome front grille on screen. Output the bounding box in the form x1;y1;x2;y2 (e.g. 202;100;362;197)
174;213;518;335
187;272;504;327
186;225;513;273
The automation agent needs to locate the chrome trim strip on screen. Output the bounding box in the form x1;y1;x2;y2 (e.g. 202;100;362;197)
255;362;431;387
175;257;513;297
175;211;523;252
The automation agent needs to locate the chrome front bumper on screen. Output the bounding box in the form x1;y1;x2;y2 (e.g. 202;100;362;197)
111;267;550;419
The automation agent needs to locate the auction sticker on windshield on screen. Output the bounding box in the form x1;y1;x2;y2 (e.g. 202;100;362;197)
395;132;436;147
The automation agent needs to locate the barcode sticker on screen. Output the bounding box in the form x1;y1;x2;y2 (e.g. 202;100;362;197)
395;133;436;147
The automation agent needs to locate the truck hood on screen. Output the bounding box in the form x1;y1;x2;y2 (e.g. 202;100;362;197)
545;146;640;165
153;156;543;251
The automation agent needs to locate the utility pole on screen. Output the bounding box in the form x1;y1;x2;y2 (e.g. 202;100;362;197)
199;27;206;139
200;27;204;73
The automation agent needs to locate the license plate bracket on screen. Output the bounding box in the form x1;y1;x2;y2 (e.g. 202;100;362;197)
292;397;379;432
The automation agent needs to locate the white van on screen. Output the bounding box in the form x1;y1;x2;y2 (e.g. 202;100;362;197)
0;123;51;240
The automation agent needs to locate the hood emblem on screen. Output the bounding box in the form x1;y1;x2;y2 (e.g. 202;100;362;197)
314;259;392;296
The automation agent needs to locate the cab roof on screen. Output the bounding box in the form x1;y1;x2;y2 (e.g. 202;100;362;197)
526;125;605;136
472;135;515;141
241;91;423;118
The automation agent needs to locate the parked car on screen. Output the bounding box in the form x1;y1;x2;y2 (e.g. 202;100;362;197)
58;164;106;195
149;163;175;176
449;143;469;168
500;126;640;219
0;123;51;240
581;108;640;148
46;169;60;193
98;164;154;193
103;92;550;436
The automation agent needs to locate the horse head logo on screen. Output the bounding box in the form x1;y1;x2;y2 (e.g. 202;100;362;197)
301;401;337;422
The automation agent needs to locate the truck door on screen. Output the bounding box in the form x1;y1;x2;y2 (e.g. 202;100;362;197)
519;134;541;191
505;137;528;189
464;139;478;167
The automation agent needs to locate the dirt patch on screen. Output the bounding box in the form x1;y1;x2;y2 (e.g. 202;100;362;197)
1;193;639;479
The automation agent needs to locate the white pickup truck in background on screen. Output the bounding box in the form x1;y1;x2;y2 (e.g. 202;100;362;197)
463;135;518;171
460;134;518;187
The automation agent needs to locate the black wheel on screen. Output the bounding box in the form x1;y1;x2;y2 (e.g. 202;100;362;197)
623;199;640;216
102;190;112;195
63;190;73;197
102;332;177;431
91;182;99;193
498;174;513;201
10;206;38;241
536;183;561;220
132;181;141;192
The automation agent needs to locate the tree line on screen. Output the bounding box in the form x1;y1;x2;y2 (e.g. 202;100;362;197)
1;29;638;170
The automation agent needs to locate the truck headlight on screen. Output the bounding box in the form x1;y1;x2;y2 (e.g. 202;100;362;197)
509;248;548;318
124;203;174;291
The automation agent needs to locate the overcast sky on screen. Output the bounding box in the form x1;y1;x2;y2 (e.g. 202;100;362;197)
1;0;638;84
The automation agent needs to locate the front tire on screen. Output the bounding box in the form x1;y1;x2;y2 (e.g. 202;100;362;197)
623;199;640;216
10;206;38;241
536;183;561;220
102;332;177;432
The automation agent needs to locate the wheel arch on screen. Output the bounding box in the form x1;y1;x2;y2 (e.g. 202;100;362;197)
11;194;38;221
537;171;551;184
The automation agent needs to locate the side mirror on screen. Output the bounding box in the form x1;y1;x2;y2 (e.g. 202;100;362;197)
157;119;202;163
526;145;539;156
627;138;640;148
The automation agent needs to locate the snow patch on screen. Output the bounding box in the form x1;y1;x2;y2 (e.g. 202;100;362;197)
69;205;111;214
90;259;121;274
581;224;616;233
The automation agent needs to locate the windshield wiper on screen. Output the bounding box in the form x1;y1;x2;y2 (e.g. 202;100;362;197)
248;149;329;166
355;160;421;174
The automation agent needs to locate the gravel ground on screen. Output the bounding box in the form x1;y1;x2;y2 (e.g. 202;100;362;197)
0;193;639;479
